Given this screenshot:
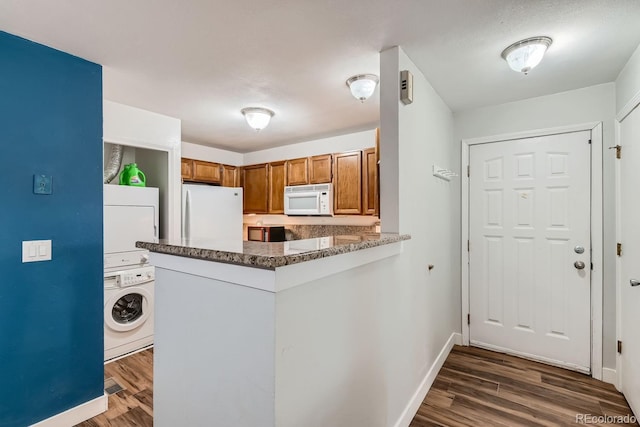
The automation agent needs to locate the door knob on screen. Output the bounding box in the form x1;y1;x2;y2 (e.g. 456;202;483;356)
574;261;585;270
631;279;640;287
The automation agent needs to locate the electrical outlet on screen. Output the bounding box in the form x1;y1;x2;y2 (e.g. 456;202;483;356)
33;174;52;195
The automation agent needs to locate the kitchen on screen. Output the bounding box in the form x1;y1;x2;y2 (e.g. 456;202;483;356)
2;1;640;426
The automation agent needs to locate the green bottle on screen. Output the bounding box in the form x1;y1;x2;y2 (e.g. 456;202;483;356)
119;163;146;187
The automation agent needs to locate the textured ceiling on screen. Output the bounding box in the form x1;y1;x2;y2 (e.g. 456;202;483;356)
1;0;639;152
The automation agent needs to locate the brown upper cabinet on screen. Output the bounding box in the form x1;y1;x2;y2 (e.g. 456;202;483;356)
333;151;362;215
309;154;332;184
362;148;378;216
192;160;222;184
286;157;309;186
221;165;239;187
181;158;194;180
268;161;286;214
242;163;269;214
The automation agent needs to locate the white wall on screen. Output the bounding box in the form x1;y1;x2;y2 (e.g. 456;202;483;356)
182;130;376;167
454;82;617;369
242;129;376;165
251;45;460;427
616;43;640;115
379;46;459;424
182;141;244;166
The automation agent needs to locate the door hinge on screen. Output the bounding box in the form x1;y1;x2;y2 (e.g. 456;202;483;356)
609;145;622;159
467;314;470;325
467;165;470;177
617;243;622;256
588;139;592;144
467;240;470;252
618;340;622;354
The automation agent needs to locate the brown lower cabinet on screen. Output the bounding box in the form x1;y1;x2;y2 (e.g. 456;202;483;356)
243;163;269;214
268;161;286;213
333;151;362;215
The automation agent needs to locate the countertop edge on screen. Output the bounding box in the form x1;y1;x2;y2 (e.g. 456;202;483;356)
136;234;411;270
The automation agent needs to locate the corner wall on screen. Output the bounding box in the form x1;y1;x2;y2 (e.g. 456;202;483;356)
0;31;104;426
269;46;460;427
453;82;617;369
380;46;460;423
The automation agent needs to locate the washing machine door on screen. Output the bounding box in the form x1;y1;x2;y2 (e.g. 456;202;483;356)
105;286;153;332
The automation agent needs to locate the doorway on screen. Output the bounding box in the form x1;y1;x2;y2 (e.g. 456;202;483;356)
461;123;604;378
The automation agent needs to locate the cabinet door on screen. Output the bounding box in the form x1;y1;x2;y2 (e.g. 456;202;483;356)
221;165;238;187
333;151;362;215
309;154;332;184
181;158;194;180
192;160;222;184
286;157;309;186
243;164;269;214
268;161;286;214
375;128;380;217
362;148;378;216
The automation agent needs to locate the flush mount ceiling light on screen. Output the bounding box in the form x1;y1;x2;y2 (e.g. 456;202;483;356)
346;74;379;102
501;36;553;75
241;107;274;131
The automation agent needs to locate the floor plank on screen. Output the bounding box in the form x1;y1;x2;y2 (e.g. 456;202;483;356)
76;345;636;427
75;349;154;427
410;346;637;427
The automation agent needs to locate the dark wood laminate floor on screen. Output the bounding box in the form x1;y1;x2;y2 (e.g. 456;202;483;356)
75;348;153;427
76;345;636;427
411;346;637;427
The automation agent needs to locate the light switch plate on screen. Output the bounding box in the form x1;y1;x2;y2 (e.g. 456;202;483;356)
33;174;52;195
22;240;52;263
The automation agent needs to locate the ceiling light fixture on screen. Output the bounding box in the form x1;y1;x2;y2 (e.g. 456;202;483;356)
241;107;274;131
346;74;379;102
501;36;553;75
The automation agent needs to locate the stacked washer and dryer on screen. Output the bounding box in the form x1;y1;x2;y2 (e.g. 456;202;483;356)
103;185;159;361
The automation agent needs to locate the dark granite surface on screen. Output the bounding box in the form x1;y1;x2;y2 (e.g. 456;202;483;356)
136;233;410;270
285;224;376;240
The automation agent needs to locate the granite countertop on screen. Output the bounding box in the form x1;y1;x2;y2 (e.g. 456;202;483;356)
136;233;410;270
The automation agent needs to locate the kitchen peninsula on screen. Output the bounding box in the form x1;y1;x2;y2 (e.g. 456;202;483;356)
137;233;409;427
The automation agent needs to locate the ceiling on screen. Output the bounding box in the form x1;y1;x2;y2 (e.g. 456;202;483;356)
2;0;640;152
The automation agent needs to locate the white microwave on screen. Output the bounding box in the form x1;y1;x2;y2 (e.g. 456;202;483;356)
284;184;333;216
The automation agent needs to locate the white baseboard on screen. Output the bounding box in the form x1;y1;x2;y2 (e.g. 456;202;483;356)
30;394;108;427
602;368;617;386
393;332;462;427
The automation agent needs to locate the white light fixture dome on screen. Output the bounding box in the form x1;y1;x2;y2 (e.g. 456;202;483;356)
346;74;379;102
241;107;274;131
501;36;552;75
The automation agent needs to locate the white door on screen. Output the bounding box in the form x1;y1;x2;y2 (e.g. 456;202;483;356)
469;131;592;372
619;106;640;414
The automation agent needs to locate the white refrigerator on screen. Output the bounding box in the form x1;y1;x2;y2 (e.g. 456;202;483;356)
182;184;243;241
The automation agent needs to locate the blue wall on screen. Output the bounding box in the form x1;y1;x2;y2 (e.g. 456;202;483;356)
0;32;103;426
